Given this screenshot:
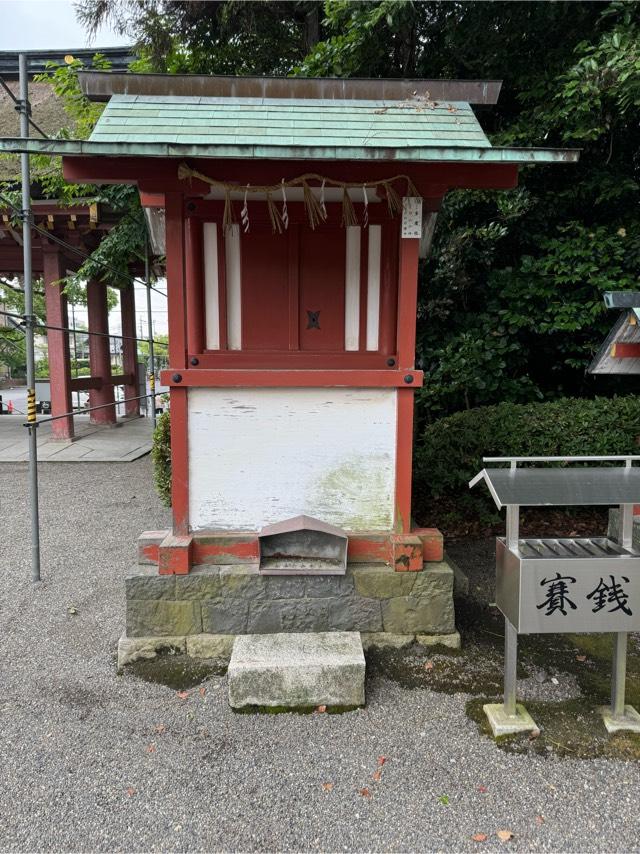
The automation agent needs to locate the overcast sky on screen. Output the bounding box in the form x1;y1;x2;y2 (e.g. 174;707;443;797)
0;0;130;50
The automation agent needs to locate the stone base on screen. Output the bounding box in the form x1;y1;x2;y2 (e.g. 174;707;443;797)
598;704;640;734
125;560;456;638
483;703;539;737
228;632;365;710
117;634;186;668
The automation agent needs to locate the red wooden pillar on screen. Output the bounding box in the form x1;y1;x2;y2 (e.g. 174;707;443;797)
120;282;139;416
395;234;421;533
42;247;74;440
86;278;116;424
166;192;190;535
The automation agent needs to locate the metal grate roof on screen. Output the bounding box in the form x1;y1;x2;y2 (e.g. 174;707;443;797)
470;466;640;508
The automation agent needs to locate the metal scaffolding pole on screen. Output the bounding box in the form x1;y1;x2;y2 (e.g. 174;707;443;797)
19;53;41;583
145;235;156;428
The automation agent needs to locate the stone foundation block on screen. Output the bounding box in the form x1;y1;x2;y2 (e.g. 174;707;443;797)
391;535;423;572
126;600;202;637
125;566;176;600
228;632;365;710
352;565;416;599
381;562;455;634
415;630;461;649
360;632;415;651
117;634;186;668
202;598;249;634
186;633;235;661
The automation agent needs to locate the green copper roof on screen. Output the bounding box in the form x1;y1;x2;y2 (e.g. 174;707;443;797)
0;93;580;164
89;95;492;149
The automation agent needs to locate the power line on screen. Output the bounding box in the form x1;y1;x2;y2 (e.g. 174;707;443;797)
0;307;168;347
0;191;167;299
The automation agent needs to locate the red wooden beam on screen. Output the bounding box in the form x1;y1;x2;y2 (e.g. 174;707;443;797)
43;247;74;440
159;368;423;388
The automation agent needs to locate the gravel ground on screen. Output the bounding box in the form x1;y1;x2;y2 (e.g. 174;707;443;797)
2;459;640;853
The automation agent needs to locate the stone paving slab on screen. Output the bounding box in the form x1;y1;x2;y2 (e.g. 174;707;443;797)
228;631;366;709
0;414;153;462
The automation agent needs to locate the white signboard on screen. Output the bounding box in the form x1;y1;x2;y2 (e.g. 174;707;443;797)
401;197;423;239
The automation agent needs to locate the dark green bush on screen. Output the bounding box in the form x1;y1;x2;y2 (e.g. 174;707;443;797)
151;410;172;507
414;395;640;501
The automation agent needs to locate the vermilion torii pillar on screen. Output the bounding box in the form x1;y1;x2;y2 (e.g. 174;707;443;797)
42;246;74;440
86;278;117;425
120;282;140;417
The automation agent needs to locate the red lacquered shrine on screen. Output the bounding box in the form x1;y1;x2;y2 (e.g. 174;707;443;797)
1;73;577;581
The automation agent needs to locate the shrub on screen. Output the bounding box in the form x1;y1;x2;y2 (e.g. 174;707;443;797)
414;395;640;502
151;409;172;507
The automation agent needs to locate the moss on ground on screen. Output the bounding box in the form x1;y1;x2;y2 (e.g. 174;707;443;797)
368;593;640;760
128;655;227;690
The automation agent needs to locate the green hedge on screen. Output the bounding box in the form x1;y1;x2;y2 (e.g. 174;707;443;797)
414;395;640;501
151;410;172;507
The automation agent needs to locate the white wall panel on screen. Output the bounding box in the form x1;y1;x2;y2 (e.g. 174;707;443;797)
225;224;242;349
188;387;397;532
366;224;381;351
344;226;361;351
203;222;220;349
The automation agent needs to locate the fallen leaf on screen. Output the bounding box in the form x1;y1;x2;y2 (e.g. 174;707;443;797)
497;830;514;842
359;787;372;798
377;756;387;766
177;691;190;700
438;794;450;806
372;769;382;782
154;724;166;734
126;787;136;797
535;815;545;825
528;728;541;740
322;783;334;792
67;606;78;616
472;833;488;842
316;705;327;713
477;785;488;794
199;686;206;697
576;655;587;662
424;660;434;671
147;744;156;753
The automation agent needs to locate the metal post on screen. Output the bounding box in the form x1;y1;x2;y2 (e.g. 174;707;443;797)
506;504;519;550
145;235;156;428
620;502;633;550
504;618;518;717
611;631;627;719
19;53;41;583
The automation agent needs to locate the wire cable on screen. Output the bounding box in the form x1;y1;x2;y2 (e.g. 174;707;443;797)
0;75;50;140
0;191;167;299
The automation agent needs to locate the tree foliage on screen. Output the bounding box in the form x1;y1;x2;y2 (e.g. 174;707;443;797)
64;1;640;419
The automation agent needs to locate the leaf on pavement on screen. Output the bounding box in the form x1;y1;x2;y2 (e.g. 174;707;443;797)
377;756;387;766
322;783;334;792
316;704;327;713
372;769;382;782
472;833;488;842
424;660;434;671
535;815;545;825
497;830;514;842
199;686;206;697
154;724;166;734
359;787;372;798
177;691;190;700
126;787;136;797
477;785;488;793
147;744;156;753
576;655;587;662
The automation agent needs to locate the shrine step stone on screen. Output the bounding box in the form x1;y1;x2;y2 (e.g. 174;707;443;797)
228;631;365;710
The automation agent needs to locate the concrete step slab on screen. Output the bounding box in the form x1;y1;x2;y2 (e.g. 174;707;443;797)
228;631;365;710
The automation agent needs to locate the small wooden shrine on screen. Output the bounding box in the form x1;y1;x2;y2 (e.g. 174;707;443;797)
0;73;578;649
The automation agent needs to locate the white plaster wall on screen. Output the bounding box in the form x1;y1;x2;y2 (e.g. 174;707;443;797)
188;387;397;532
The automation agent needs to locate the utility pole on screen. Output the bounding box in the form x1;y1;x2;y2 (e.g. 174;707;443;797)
19;53;41;583
145;234;156;428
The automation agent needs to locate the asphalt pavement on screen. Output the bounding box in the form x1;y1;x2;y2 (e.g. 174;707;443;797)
1;458;639;852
